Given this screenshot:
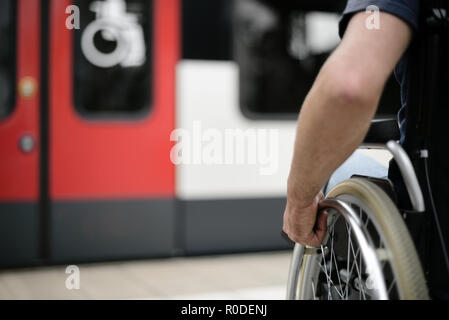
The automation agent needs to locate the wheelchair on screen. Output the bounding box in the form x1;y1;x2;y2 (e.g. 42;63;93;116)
285;118;431;300
283;0;449;300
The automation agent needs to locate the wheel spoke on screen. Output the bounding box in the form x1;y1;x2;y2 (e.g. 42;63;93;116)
349;233;366;299
312;279;316;300
320;245;332;300
331;230;343;292
359;245;367;299
329;225;346;299
317;260;345;299
345;223;359;280
388;278;396;294
345;223;351;299
344;221;367;299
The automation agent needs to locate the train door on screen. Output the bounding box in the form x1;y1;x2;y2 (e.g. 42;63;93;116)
48;0;179;262
0;0;41;266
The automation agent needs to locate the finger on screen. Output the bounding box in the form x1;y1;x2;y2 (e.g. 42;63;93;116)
315;210;328;241
282;208;289;232
318;192;325;201
316;210;328;231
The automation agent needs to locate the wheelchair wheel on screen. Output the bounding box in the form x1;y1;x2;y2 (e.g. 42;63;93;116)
292;178;429;300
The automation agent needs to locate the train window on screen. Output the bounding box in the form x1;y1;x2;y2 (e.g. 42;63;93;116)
182;0;233;61
182;0;401;117
233;0;401;117
0;0;16;119
73;0;152;116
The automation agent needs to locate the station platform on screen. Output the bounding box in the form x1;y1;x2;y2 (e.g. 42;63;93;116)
0;251;290;300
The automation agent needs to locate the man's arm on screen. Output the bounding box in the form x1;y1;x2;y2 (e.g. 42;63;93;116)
283;11;412;246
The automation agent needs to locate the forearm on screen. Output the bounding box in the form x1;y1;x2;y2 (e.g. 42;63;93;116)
286;11;412;208
287;61;380;207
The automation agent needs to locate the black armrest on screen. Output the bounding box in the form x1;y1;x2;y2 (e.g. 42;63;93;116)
363;118;400;144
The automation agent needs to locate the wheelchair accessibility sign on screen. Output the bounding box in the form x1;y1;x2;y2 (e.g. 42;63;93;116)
79;0;146;68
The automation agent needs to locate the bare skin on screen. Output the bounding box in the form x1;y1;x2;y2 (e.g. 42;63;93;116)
283;11;412;247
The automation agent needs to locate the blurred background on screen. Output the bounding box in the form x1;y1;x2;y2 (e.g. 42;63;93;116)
0;0;399;299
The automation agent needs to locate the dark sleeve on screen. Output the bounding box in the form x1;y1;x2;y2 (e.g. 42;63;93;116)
339;0;420;38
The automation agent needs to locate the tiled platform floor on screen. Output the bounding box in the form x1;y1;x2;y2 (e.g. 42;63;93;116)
0;251;291;300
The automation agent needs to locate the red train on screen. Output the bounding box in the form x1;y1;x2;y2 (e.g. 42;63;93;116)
0;0;398;267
